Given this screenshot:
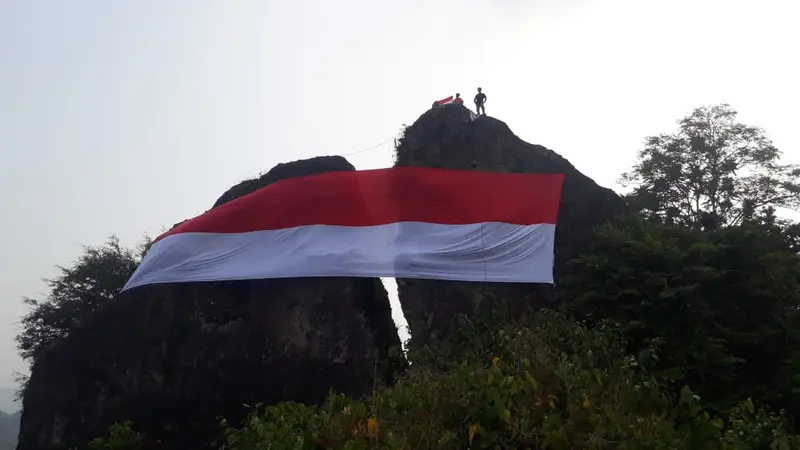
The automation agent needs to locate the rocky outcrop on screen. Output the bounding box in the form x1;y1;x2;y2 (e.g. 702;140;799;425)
213;156;357;208
394;104;626;347
17;107;627;448
17;156;404;450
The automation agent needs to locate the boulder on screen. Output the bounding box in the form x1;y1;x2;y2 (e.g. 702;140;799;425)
17;156;404;450
393;104;626;347
213;155;357;208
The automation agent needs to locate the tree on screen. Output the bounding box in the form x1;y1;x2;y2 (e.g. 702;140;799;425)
563;217;800;417
15;236;150;367
621;104;800;229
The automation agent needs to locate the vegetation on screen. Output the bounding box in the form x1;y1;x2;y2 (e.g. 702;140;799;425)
13;236;149;398
563;217;800;418
620;103;800;229
16;236;149;365
18;103;800;448
89;308;800;449
88;422;144;450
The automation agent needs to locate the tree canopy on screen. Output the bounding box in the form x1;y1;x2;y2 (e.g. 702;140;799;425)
15;236;148;366
621;103;800;229
562;217;800;416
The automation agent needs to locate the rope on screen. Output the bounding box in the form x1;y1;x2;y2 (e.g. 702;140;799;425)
339;135;397;157
339;103;475;159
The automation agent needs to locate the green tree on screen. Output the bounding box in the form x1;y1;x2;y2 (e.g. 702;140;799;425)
621;103;800;229
15;236;149;367
563;217;800;417
88;422;144;450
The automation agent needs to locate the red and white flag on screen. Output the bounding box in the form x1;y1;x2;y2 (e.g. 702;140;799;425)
434;95;454;106
122;167;564;291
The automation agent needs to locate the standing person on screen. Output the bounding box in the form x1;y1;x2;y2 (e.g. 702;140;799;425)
474;87;487;115
453;93;464;104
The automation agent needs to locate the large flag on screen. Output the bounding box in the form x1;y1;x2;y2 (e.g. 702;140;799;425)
122;167;564;291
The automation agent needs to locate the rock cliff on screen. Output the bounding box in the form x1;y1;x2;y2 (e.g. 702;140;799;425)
17;108;626;449
17;156;404;450
393;104;626;347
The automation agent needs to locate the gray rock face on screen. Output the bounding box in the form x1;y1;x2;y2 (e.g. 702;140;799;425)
213;155;357;208
17;156;404;450
393;104;626;348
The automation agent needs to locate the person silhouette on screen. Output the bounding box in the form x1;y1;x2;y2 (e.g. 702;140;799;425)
474;87;487;116
453;93;464;105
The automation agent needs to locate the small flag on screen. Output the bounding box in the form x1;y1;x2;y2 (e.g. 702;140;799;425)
434;95;454;106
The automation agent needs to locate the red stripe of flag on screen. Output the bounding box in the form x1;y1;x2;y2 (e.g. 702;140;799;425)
435;95;454;105
156;167;564;243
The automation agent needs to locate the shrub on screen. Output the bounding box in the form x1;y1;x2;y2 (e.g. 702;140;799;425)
218;310;800;449
563;218;800;416
88;421;144;450
89;304;800;449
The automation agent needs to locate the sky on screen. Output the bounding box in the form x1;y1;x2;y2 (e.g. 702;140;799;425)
0;0;798;389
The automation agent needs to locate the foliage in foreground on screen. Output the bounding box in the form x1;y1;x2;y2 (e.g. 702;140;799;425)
563;217;800;418
91;311;800;449
88;422;144;450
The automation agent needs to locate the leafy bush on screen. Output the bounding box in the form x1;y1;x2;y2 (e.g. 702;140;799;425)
88;422;144;450
563;217;800;416
216;310;799;449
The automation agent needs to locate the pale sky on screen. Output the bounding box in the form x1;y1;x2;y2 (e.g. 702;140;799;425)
0;0;798;387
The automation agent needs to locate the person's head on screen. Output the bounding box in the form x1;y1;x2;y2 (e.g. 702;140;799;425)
456;93;461;98
477;87;482;92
